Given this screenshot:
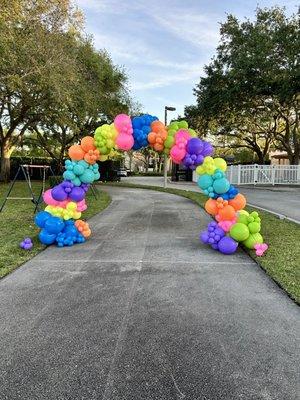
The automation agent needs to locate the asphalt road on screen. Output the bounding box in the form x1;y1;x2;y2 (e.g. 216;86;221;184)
0;187;299;399
123;176;300;223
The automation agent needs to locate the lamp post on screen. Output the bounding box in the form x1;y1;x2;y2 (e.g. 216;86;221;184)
163;106;176;188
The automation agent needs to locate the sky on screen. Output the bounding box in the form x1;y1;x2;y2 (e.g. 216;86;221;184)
76;0;299;121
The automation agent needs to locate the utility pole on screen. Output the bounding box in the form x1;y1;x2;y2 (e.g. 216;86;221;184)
163;106;176;188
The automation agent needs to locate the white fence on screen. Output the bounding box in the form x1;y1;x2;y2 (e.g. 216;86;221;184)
193;164;300;185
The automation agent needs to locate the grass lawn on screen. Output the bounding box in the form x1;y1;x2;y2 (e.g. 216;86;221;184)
99;181;300;304
0;181;111;278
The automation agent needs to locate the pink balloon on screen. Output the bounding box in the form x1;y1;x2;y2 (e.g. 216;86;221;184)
76;199;87;212
43;189;59;206
114;114;131;132
218;218;237;232
116;133;134;150
175;129;191;142
170;145;186;164
43;190;86;212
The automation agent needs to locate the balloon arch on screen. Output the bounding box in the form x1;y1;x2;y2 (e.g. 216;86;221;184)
34;114;267;256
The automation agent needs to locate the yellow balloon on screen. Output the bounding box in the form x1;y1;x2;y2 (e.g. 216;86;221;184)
214;157;227;172
99;155;108;162
196;156;217;175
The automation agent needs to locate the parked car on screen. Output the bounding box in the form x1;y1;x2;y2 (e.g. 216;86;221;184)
117;168;128;177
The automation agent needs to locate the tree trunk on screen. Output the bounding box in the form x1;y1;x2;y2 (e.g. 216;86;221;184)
0;143;12;182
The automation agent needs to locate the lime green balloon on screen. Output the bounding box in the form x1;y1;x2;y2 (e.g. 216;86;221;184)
248;222;261;234
188;128;197;137
214;157;227;172
237;214;249;225
230;223;250;242
178;120;188;129
165;136;175;148
243;233;263;249
239;210;249;217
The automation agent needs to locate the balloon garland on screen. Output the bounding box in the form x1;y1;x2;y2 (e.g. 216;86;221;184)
34;114;268;256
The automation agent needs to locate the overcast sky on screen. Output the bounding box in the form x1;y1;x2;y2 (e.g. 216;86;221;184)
76;0;299;121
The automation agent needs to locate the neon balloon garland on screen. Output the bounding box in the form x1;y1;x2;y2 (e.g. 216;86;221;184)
34;114;268;256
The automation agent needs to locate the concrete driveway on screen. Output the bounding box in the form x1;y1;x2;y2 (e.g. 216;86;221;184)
122;176;300;223
0;187;299;399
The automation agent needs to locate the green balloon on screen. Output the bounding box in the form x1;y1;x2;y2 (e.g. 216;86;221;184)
248;221;261;234
230;223;249;242
188;128;197;137
238;214;249;225
165;136;175;148
178;120;188;129
243;233;263;249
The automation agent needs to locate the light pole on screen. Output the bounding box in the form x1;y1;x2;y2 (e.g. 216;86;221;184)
164;106;176;188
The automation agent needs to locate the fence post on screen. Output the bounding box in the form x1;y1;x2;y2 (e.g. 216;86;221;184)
237;164;241;185
254;164;258;185
230;165;233;183
271;165;275;186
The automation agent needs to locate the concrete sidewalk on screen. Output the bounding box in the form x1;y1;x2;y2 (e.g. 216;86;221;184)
0;187;299;399
122;176;300;223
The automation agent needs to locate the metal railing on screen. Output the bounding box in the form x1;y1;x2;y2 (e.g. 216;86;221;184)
193;164;300;185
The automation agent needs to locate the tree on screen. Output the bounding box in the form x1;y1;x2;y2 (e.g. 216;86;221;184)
0;0;83;181
186;7;300;164
31;39;131;170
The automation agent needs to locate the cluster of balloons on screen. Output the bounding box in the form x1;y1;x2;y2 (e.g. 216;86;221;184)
32;113;267;256
35;135;96;247
197;155;267;255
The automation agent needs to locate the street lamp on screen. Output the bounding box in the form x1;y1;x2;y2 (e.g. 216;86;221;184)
163;106;176;188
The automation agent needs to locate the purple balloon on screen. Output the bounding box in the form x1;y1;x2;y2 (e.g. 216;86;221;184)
52;181;74;201
202;142;214;157
187;138;204;154
69;186;85;202
217;236;238;255
51;185;68;201
200;221;226;249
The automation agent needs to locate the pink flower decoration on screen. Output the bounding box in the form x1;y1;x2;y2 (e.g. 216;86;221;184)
254;243;268;256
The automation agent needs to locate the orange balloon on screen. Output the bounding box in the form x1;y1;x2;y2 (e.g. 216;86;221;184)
68;144;85;161
84;149;100;164
75;220;91;238
81;136;96;152
229;193;247;211
218;205;236;221
148;132;156;144
205;199;218;215
151;120;165;132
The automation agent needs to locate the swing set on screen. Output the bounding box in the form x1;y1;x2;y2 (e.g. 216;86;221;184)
0;164;56;213
0;164;99;214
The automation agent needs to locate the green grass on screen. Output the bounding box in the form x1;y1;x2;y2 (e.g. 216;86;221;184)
0;181;111;278
99;181;300;304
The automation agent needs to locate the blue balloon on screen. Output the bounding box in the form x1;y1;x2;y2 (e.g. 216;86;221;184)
39;229;56;245
132;114;158;150
34;211;51;228
44;216;65;234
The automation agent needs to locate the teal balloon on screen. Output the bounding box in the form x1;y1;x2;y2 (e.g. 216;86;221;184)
213;177;230;194
73;164;85;175
80;169;95;184
63;170;75;181
198;174;213;190
72;177;82;186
